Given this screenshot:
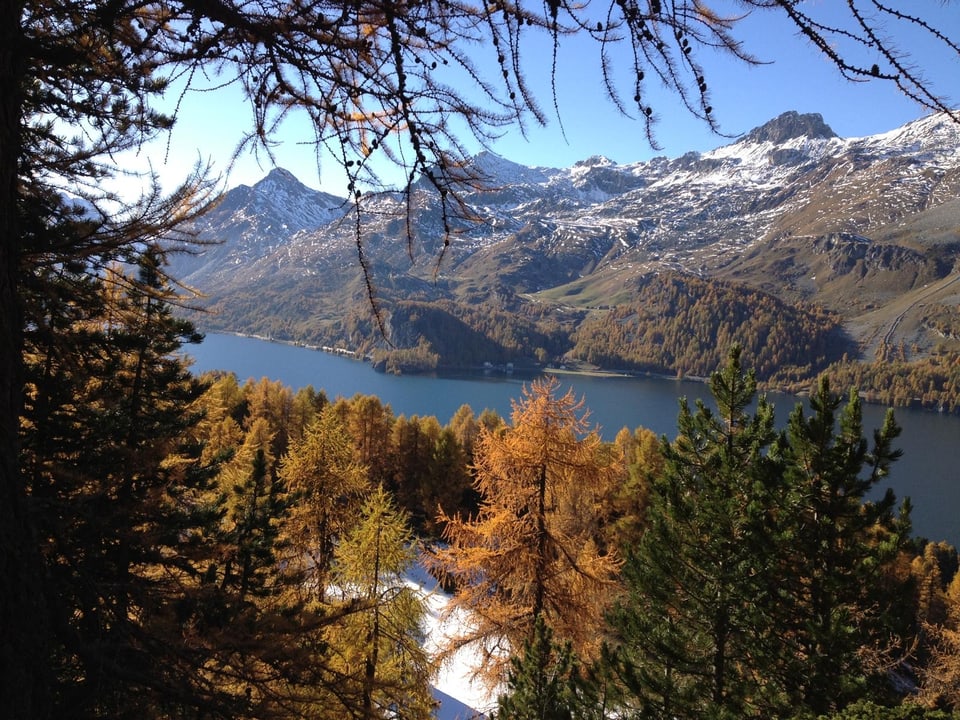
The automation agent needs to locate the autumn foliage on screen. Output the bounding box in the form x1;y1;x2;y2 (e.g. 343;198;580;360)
429;377;622;684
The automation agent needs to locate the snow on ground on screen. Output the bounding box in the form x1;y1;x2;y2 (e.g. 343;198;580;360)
404;561;499;720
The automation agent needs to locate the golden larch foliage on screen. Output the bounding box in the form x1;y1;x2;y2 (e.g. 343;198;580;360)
428;376;623;686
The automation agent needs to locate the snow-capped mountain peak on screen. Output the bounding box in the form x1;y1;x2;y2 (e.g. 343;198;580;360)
703;111;841;171
167;166;351;284
470;150;555;186
574;155;617;168
865;111;960;158
243;167;345;223
250;166;304;194
173;109;960;340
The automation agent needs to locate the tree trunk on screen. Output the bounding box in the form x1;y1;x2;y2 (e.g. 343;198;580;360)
0;3;51;716
364;521;383;720
533;462;548;624
712;603;728;707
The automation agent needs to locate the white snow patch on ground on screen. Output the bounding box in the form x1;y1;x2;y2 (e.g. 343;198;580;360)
404;561;499;720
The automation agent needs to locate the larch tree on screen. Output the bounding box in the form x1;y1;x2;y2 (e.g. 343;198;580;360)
327;485;434;720
192;373;247;466
5;0;960;715
243;377;297;462
389;413;472;538
290;385;329;444
914;551;948;630
426;426;475;538
279;404;372;604
334;394;398;487
607;425;663;551
917;571;960;711
430;376;622;686
449;404;481;461
390;414;442;531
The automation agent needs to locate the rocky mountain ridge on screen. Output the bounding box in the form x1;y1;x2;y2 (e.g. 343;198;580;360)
171;110;960;371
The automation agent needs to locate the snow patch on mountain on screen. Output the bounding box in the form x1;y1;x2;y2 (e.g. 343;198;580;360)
173;109;960;300
471;151;556;187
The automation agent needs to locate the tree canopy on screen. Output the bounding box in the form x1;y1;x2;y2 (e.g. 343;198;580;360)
429;377;622;686
605;350;914;719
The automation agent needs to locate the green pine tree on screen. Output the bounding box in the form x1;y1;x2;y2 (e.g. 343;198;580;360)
216;422;287;604
22;249;225;716
608;347;788;719
773;378;912;713
496;618;584;720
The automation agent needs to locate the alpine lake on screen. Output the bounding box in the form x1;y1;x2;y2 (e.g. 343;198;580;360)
187;332;960;547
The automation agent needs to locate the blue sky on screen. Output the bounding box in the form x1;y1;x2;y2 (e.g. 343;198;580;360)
130;2;958;197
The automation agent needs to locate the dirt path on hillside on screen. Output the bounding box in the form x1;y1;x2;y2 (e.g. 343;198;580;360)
849;272;960;357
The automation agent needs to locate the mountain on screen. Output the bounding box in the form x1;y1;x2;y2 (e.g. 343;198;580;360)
171;111;960;383
169;168;348;286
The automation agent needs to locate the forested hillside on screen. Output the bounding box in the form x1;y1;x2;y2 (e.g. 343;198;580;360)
568;272;849;380
375;299;573;371
235;271;850;382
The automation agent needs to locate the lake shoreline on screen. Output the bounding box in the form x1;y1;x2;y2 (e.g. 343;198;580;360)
198;330;959;417
202;329;710;382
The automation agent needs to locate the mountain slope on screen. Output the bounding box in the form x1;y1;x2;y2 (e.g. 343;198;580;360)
172;110;960;378
169;168;349;286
